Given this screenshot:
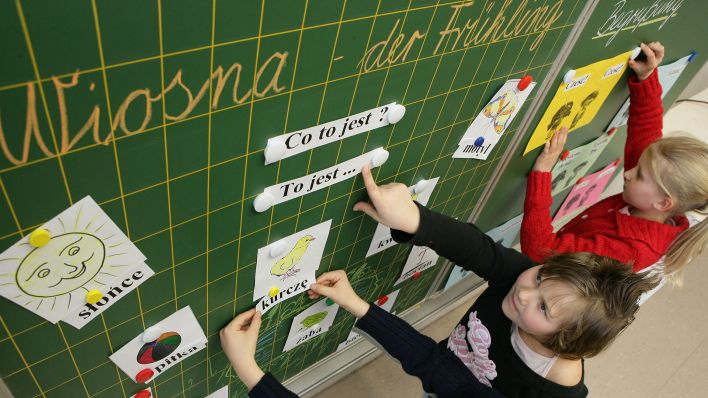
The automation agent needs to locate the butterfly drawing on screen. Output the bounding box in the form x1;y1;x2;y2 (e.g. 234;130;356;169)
482;90;518;134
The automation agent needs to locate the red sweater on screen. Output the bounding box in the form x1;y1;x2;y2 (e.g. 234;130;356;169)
520;70;689;272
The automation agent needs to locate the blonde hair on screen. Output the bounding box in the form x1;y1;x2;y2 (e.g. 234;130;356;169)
643;136;708;275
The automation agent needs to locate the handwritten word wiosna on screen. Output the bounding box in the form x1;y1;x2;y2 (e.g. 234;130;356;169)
0;51;289;166
356;0;564;73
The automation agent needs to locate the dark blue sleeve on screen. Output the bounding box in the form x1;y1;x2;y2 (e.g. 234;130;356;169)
249;372;299;398
355;305;506;398
391;203;533;282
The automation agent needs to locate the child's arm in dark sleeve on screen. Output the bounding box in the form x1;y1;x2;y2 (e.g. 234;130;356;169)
248;373;299;398
391;203;533;281
625;68;663;170
355;304;506;398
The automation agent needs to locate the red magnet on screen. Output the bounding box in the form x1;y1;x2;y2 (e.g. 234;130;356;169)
412;271;422;280
134;390;152;398
517;75;533;91
560;150;570;160
377;295;389;306
606;127;617;136
135;368;154;384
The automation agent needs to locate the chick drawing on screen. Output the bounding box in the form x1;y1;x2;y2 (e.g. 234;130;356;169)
270;235;315;279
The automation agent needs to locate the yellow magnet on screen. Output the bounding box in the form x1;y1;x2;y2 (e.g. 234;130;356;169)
85;290;103;304
268;287;280;298
28;229;51;247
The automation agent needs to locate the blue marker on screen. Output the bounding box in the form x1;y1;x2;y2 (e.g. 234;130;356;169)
474;136;485;146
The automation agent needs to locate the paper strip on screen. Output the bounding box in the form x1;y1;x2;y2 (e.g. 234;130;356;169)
265;104;397;164
258;148;386;209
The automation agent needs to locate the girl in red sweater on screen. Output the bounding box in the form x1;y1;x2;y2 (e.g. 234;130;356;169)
521;42;708;276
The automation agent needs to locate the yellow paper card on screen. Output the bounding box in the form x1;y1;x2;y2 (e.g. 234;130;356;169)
524;50;632;155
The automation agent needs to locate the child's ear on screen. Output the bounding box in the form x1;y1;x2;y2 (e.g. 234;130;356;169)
653;196;675;213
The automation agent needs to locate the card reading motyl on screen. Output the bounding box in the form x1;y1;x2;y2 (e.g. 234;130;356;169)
454;78;536;159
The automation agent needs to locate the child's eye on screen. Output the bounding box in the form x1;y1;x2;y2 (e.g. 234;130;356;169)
536;273;542;285
540;302;547;314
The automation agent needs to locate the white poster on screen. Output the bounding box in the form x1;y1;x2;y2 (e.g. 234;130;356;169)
365;177;439;257
253;220;332;301
485;213;524;248
265;103;397;164
283;299;339;352
204;385;228;398
394;246;440;286
0;196;147;324
109;307;207;384
607;54;692;129
453;78;536;159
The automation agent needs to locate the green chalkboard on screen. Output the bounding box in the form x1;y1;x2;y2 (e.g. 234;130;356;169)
0;1;585;397
476;0;708;232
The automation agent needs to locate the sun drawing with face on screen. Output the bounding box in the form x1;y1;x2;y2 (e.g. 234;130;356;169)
0;197;143;323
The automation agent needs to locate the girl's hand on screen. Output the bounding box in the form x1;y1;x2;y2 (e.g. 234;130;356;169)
353;165;420;234
308;270;370;318
628;42;664;81
219;309;265;389
534;127;568;172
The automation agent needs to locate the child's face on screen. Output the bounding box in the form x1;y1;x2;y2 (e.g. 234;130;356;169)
502;265;578;339
622;154;668;211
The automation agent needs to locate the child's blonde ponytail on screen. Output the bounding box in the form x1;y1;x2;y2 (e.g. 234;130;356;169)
645;136;708;275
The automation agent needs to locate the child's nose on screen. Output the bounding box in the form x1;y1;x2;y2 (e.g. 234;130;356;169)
518;286;532;305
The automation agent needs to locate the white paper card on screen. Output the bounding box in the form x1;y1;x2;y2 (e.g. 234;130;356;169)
550;132;614;195
283;299;339;352
365;177;439;257
260;148;386;207
109;306;207;383
453;79;536;159
205;385;229;398
63;262;154;328
0;196;146;323
253;220;331;301
485;213;524;248
256;271;316;315
265;103;397;164
394;246;440;286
